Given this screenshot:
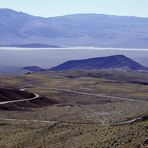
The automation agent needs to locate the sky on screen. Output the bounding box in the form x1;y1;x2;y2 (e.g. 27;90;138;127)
0;0;148;17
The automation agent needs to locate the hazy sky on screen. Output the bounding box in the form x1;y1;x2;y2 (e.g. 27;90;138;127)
0;0;148;17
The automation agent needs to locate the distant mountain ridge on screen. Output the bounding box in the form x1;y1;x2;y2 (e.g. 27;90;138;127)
50;55;148;71
0;43;61;48
1;9;148;48
23;66;45;72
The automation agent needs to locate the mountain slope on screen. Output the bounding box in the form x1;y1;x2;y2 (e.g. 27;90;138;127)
50;55;148;71
0;9;148;48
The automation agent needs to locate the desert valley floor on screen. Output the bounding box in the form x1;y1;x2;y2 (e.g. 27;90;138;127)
0;70;148;147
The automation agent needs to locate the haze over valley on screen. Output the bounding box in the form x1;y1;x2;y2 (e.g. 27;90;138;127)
0;48;148;75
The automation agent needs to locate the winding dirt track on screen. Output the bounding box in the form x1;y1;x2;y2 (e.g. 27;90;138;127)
48;88;147;103
48;88;147;125
0;88;147;126
0;93;39;105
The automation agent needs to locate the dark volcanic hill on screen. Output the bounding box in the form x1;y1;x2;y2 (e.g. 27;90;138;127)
50;55;148;71
0;88;58;111
1;8;148;48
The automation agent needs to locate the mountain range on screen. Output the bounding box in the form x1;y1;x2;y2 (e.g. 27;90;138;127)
50;55;148;71
0;8;148;48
